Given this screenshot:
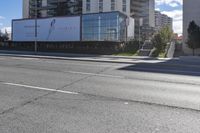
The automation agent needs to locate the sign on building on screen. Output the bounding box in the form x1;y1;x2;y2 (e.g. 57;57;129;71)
12;16;81;42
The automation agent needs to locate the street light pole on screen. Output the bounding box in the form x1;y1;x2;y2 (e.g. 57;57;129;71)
34;0;38;53
138;18;143;49
139;24;141;48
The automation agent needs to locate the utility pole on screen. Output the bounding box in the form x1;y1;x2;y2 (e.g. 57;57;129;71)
34;0;38;53
139;18;143;49
139;24;141;48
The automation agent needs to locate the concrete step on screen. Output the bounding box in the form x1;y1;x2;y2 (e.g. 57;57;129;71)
142;45;154;49
138;49;151;56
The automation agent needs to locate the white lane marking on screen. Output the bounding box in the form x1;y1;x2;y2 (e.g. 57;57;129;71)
10;57;39;60
3;82;79;95
65;70;124;79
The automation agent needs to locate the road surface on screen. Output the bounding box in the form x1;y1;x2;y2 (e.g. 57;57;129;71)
0;55;200;133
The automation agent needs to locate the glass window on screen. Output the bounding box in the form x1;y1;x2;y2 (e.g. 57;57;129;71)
111;0;115;11
86;0;90;12
82;12;127;42
122;0;126;12
99;0;103;12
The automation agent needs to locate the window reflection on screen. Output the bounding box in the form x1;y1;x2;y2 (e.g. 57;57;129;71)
82;12;126;42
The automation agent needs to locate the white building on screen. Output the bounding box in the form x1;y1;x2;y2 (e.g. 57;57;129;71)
183;0;200;55
82;0;131;16
130;0;155;40
23;0;154;23
23;0;131;18
131;0;155;28
23;0;82;18
155;11;173;31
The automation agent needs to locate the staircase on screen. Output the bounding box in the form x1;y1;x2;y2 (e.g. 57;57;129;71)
138;40;154;56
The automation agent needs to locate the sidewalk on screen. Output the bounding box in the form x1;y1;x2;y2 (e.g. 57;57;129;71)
1;50;200;68
0;50;165;64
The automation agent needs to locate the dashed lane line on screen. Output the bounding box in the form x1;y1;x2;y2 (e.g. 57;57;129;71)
3;82;79;95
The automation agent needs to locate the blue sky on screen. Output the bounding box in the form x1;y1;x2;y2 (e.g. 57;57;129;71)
0;0;22;33
0;0;183;34
155;0;183;35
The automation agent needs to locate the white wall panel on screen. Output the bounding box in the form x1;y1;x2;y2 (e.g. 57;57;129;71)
13;16;81;42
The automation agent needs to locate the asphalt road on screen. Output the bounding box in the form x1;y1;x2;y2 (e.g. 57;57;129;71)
0;55;200;133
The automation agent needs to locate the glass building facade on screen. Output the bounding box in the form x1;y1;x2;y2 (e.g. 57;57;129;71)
82;12;127;42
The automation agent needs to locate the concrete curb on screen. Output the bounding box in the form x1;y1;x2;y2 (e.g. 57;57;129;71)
1;50;200;69
0;50;163;64
0;53;143;64
0;50;158;60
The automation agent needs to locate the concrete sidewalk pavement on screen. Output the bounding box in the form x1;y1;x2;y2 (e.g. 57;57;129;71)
0;50;200;67
0;50;167;64
0;50;166;64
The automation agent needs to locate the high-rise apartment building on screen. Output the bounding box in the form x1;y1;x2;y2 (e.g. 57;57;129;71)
131;0;155;27
82;0;155;28
130;0;155;39
23;0;82;18
82;0;131;16
23;0;155;21
155;11;173;31
183;0;200;55
23;0;133;18
23;0;131;18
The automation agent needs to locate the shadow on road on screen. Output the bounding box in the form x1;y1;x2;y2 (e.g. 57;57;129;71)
118;58;200;77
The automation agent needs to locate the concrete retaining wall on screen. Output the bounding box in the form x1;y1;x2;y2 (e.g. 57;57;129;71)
166;42;175;58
